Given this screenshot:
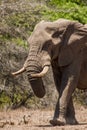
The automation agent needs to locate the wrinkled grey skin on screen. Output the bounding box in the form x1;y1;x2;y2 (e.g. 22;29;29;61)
12;19;87;125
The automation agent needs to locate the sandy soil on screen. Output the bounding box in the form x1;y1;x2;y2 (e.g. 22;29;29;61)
0;106;87;130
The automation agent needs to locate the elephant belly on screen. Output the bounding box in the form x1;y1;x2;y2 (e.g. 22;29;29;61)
77;80;87;90
77;63;87;90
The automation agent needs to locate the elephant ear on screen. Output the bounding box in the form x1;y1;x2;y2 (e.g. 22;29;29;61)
51;22;74;66
58;46;73;66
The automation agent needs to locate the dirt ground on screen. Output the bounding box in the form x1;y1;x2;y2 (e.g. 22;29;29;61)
0;106;87;130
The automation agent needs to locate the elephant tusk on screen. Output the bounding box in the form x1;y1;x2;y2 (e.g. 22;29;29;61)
31;66;49;78
11;67;26;76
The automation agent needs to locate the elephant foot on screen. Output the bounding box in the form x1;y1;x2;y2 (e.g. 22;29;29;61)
66;117;78;125
50;117;66;126
50;117;78;126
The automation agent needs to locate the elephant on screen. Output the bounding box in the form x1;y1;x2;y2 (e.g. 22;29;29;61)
12;19;87;126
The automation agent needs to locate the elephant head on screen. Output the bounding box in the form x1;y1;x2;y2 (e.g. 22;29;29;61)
12;19;84;98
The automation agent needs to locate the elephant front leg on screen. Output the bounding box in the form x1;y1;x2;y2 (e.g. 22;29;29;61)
50;66;61;121
50;60;81;126
50;75;78;126
50;97;66;126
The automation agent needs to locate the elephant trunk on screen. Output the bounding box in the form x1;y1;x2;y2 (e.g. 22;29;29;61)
29;77;46;98
12;44;51;98
26;59;47;98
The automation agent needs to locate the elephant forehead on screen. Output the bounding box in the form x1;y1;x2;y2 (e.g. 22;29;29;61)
28;29;51;44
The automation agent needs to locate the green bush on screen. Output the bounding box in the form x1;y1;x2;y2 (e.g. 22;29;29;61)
0;91;11;109
12;38;28;48
49;0;87;6
42;0;87;23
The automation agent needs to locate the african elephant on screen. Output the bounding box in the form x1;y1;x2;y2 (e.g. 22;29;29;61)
12;19;87;126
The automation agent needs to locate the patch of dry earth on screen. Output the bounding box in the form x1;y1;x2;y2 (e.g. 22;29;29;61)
0;107;87;130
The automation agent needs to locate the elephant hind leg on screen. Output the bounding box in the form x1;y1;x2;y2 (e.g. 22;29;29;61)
66;97;78;125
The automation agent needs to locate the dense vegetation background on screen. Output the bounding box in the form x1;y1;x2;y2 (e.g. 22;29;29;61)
0;0;87;109
1;0;87;44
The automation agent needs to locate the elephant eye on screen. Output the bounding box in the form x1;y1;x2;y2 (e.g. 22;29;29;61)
52;30;63;38
42;40;52;51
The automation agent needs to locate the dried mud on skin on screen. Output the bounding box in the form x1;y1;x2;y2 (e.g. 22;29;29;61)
0;107;87;130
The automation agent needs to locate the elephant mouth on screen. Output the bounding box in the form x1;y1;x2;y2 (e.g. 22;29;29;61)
29;77;46;98
30;65;49;78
